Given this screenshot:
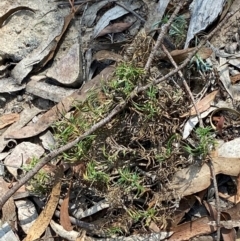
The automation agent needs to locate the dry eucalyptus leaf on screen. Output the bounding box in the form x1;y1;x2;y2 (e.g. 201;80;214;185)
15;199;38;234
0;113;19;129
143;0;170;34
96;22;133;38
82;0;113;27
0;222;19;241
0;77;26;93
39;10;77;69
222;202;240;222
181;90;218;117
51;220;172;241
218;191;240;203
4;142;44;179
230;73;240;84
221;226;237;240
208;220;240;229
0;6;35;28
171;195;196;226
228;58;240;69
60;183;72;231
6;66;115;139
0;106;42;152
171;156;240;198
72;200;109;219
182;106;216;139
46;42;84;87
168;47;212;64
217;137;240;158
93;3;141;38
93;50;123;62
217;63;234;99
185;0;226;48
11;8;77;84
50;220;82;241
0;177;16;226
169;216;216;241
149;221;160;233
25;166;63;241
218;62;240;101
11;25;64;84
211;0;240;47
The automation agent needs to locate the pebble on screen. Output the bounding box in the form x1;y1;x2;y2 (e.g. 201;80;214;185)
17;95;24;102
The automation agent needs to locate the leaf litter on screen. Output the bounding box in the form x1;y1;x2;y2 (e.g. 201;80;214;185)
1;0;240;241
24;165;63;241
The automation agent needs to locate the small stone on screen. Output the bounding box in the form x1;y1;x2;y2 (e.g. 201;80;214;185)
17;95;23;102
15;28;21;34
0;96;6;103
233;129;239;134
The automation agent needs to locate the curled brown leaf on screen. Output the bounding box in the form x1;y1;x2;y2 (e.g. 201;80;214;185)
180;90;218;117
96;22;133;37
0;113;19;129
0;7;35;28
60;182;73;231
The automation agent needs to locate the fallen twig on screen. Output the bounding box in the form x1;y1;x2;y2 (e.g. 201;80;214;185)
0;8;238;210
144;0;186;72
208;156;221;241
161;44;203;127
115;2;146;23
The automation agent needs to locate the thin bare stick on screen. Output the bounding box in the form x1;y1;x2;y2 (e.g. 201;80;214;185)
115;2;146;23
144;0;186;72
142;10;239;93
208;156;221;241
0;102;125;209
161;44;203;127
0;9;238;210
